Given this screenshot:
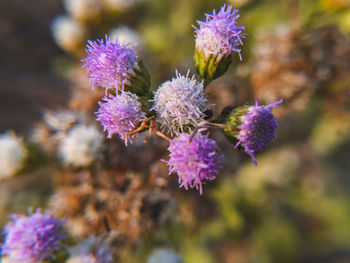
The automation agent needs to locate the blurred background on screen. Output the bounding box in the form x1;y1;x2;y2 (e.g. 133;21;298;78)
0;0;350;262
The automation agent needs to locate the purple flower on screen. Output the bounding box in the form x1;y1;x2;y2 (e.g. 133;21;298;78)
2;209;66;263
235;99;283;165
82;35;137;90
167;132;223;195
194;4;246;60
151;71;208;135
96;91;146;145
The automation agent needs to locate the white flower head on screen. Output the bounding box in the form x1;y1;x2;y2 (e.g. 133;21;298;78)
151;71;208;135
58;124;105;167
0;131;26;179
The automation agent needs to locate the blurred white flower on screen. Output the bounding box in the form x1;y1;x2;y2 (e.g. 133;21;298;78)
110;25;143;50
44;110;87;132
103;0;147;11
51;15;86;52
63;0;101;21
58;125;105;167
0;131;26;179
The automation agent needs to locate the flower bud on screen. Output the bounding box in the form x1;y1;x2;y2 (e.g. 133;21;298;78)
223;99;283;165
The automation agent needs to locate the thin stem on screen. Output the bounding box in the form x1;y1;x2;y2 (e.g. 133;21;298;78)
153;130;171;142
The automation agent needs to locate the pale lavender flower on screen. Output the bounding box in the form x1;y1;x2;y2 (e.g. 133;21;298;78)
167;132;223;195
148;248;183;263
96;91;146;145
151;71;208;135
194;4;246;60
235;99;283;165
67;236;113;263
2;209;66;263
82;35;137;90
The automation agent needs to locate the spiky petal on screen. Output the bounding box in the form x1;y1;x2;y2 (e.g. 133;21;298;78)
151;71;208;135
82;35;137;90
167;132;223;195
96;91;146;145
2;209;66;263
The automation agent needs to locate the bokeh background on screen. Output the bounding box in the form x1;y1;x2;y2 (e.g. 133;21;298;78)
1;0;350;262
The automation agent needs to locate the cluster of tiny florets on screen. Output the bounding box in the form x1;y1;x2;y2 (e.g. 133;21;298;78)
2;209;66;263
82;35;137;90
96;91;146;145
194;4;246;59
151;72;208;134
235;99;283;165
167;132;223;195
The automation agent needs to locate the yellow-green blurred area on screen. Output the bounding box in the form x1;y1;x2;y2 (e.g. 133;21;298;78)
1;0;350;262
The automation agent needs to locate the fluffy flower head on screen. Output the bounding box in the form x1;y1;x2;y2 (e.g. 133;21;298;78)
58;124;105;167
82;36;137;90
2;209;66;263
0;131;26;179
151;71;208;134
194;4;246;59
67;236;113;263
236;99;283;165
96;91;146;145
167;132;223;194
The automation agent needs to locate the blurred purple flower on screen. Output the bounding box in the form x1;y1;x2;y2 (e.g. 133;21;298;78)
82;35;137;90
96;91;146;145
194;4;246;60
151;71;208;135
167;132;223;195
2;209;66;263
236;99;283;165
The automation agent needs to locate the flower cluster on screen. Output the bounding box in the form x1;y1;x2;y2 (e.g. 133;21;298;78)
80;4;282;194
2;209;66;263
